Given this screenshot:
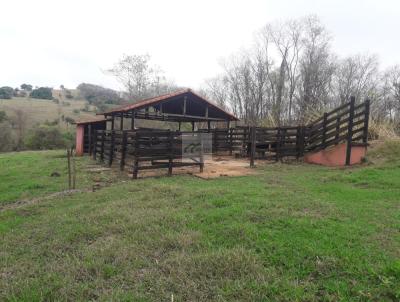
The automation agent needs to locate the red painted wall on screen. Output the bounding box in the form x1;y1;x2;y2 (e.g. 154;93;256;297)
75;125;85;156
304;143;366;166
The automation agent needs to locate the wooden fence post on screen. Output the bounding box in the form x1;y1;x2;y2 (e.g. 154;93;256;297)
250;126;256;168
120;131;127;171
275;128;280;162
363;99;370;144
67;149;72;189
133;131;139;179
345;96;356;165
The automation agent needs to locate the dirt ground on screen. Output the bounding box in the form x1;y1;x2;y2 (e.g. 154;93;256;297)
131;156;266;179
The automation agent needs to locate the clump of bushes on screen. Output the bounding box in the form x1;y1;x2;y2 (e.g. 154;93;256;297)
30;87;53;100
24;126;73;150
0;86;14;99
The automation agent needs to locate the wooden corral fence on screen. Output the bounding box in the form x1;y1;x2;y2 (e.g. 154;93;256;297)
92;129;204;178
88;98;370;177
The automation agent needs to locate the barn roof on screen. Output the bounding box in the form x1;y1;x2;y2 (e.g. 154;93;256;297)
75;116;108;125
98;89;238;122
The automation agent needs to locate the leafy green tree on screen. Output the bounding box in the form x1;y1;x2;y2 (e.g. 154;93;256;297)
30;87;53;100
20;84;33;91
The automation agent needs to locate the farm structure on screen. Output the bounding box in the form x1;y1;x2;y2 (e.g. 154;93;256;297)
75;90;370;178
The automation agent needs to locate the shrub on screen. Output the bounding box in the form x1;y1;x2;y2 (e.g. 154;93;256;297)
0;111;7;123
0;121;14;152
0;86;14;99
73;109;80;114
24;126;67;150
61;101;70;106
30;87;53;100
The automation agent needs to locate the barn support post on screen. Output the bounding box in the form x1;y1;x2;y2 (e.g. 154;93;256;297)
100;131;105;162
88;124;92;155
132;131;139;179
168;130;173;176
108;130;115;167
131;111;135;130
111;114;115;130
191;121;195;132
363;99;370;144
120;131;127;171
229;126;233;156
178;121;181;131
198;133;204;173
345;96;356;165
250;126;256;168
93;129;97;160
120;113;124;130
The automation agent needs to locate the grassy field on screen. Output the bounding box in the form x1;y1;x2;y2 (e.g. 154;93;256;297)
0;97;94;129
0;142;399;301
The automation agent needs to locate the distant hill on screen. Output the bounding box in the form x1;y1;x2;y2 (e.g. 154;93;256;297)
0;96;96;130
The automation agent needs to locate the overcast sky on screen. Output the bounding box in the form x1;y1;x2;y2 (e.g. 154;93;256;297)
1;0;399;91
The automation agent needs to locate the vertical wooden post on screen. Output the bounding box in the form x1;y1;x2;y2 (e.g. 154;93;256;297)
178;121;181;131
363;99;370;144
120;113;124;130
67;149;71;189
345;96;356;165
88;124;92;155
111;115;115;130
133;131;139;179
250;126;256;168
183;96;187;116
276;128;281;162
335;116;340;144
100;131;105;162
71;148;76;189
93;129;97;160
198;133;204;173
191;121;195;132
131;111;135;130
322;112;328;149
168;130;173;176
207;120;211;132
108;130;115;167
229;127;233;156
120;131;127;171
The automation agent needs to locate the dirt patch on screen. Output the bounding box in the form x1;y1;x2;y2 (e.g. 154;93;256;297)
129;156;268;179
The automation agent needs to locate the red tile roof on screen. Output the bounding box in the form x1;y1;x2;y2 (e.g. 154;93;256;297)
98;88;238;121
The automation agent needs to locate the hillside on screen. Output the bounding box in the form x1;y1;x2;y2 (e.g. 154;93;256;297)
0;97;96;130
0;141;399;300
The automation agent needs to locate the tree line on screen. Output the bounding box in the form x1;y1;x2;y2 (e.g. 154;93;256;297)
202;15;400;130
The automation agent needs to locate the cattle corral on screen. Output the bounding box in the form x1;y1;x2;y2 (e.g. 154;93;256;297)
76;90;370;178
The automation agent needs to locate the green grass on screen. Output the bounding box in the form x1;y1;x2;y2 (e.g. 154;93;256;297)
0;142;399;301
0;150;118;205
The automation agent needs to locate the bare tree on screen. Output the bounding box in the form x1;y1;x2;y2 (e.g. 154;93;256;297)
107;54;176;101
334;54;379;105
